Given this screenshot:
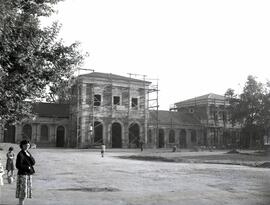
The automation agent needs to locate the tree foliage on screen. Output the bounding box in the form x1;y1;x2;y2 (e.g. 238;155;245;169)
46;76;76;104
225;75;270;147
224;88;239;126
0;0;85;123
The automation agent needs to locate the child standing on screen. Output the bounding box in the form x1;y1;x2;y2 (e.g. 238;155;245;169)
6;147;15;182
101;143;106;157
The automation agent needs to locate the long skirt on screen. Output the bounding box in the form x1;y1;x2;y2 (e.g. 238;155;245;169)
16;175;32;199
6;159;14;171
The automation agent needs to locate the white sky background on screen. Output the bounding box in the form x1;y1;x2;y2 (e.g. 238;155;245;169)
43;0;270;110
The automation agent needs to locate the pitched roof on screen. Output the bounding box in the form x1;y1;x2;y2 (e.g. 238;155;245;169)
32;103;69;118
149;110;201;126
175;93;226;107
79;72;151;84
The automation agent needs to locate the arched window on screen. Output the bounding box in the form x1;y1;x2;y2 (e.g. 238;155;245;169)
4;124;15;143
56;126;65;147
179;129;187;148
169;129;175;143
22;124;32;140
129;123;140;147
40;125;49;141
191;129;197;143
158;129;165;148
147;129;152;144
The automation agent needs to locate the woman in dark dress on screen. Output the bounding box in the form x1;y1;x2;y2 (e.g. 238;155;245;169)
16;140;35;205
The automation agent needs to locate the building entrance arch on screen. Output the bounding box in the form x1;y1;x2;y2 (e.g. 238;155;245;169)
129;123;140;148
56;126;65;147
41;125;49;141
112;122;122;148
22;124;32;140
179;129;187;148
158;129;165;148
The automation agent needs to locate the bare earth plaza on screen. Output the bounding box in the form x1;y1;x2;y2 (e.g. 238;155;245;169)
0;72;269;204
1;0;270;205
0;145;270;205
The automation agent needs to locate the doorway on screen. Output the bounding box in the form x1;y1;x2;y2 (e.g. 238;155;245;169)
56;126;65;147
112;122;122;148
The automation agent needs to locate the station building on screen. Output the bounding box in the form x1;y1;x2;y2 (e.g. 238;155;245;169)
0;72;239;149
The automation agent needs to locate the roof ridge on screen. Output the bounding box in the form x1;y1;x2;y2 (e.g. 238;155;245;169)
175;93;225;105
79;72;151;83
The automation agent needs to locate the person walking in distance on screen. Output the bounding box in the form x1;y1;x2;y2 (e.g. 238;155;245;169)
101;143;106;157
16;140;35;205
139;139;144;152
6;146;15;183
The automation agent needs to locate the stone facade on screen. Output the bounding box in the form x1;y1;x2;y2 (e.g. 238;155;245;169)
1;73;236;149
69;72;151;148
147;110;203;149
67;72;204;149
174;93;241;149
0;103;69;147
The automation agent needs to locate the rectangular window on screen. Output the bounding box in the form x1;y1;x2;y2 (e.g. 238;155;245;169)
113;96;120;105
94;94;101;106
131;98;138;108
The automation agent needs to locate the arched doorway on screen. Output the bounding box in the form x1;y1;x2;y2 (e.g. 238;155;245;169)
179;129;187;148
4;124;15;143
158;129;165;148
40;125;49;141
112;122;122;148
129;123;140;148
191;129;197;145
169;129;175;143
22;124;32;140
148;129;152;144
94;121;103;144
56;126;65;147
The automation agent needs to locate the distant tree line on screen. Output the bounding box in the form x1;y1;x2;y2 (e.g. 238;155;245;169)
225;75;270;148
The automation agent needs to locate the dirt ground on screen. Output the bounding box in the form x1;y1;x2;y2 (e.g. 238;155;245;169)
0;144;270;205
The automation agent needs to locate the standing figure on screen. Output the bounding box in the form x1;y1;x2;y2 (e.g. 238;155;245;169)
16;140;35;205
6;146;15;182
139;140;144;152
101;143;106;157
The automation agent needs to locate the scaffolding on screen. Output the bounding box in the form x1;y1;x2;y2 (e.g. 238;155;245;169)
73;68;95;148
91;72;154;148
146;78;159;148
126;74;160;148
120;73;159;148
126;73;148;148
72;71;159;148
103;73;114;146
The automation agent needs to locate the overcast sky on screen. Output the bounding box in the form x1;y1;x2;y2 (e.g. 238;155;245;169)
43;0;270;110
